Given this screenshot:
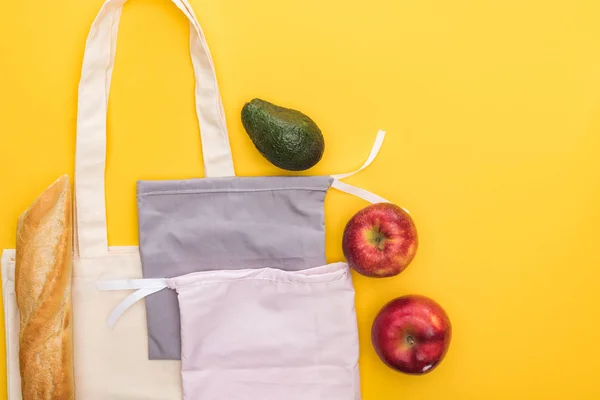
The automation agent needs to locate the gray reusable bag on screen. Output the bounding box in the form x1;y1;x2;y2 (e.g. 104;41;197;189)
137;176;333;359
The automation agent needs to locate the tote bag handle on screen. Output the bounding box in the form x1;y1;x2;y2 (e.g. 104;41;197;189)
75;0;235;258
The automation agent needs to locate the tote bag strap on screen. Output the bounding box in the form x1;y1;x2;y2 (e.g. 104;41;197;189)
75;0;235;258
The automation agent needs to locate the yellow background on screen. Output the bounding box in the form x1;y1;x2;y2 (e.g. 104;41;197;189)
1;0;600;398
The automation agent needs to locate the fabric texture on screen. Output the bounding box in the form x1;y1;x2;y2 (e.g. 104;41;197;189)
70;0;231;397
137;175;333;359
1;250;21;400
98;263;361;400
174;263;361;400
72;250;182;399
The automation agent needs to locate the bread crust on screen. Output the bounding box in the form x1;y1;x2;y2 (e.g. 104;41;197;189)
15;175;74;400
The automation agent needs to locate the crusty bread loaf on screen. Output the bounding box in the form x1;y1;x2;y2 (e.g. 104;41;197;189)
15;175;74;400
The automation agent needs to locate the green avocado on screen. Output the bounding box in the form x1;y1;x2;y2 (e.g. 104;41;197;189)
241;98;325;171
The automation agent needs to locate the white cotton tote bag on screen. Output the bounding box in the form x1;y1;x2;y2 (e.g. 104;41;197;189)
72;0;235;398
1;0;236;398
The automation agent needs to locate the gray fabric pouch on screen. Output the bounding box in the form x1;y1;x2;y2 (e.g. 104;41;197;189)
137;175;334;360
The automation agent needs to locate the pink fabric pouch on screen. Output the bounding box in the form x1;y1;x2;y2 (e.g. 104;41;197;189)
99;262;361;400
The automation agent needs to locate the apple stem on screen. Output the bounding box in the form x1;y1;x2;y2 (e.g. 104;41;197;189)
374;235;385;250
406;335;415;346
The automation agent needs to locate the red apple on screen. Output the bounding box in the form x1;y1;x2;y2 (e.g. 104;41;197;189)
342;203;417;277
372;295;451;374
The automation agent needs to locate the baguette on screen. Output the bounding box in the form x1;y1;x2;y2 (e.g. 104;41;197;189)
15;175;74;400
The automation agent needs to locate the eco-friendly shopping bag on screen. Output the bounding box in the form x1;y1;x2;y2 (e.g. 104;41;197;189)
71;0;233;396
138;175;333;359
2;0;237;398
99;262;361;400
